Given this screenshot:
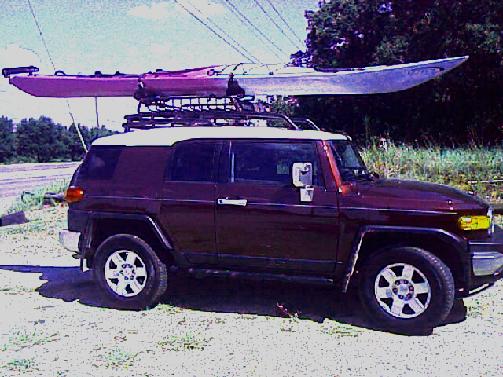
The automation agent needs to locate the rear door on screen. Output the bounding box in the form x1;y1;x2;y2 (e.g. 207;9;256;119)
158;140;222;265
215;139;339;274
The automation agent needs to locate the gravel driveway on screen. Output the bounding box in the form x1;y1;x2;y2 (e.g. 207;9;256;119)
0;207;502;377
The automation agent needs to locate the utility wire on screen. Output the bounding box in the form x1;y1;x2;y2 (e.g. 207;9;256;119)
252;0;303;50
263;0;304;46
174;0;258;63
185;0;261;64
221;0;286;60
26;0;88;153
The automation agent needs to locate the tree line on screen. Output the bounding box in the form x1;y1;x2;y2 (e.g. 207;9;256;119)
289;0;503;146
0;116;115;163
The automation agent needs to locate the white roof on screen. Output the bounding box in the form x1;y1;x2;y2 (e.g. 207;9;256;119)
93;126;348;146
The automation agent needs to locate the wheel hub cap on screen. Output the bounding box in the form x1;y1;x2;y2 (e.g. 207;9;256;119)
105;250;148;297
374;263;431;319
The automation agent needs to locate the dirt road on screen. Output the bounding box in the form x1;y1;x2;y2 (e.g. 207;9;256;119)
0;207;502;377
0;162;79;199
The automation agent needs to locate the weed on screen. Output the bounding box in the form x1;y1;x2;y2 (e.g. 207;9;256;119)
280;313;300;332
1;329;58;351
158;332;207;351
157;304;182;314
321;321;361;338
101;348;138;369
3;358;37;372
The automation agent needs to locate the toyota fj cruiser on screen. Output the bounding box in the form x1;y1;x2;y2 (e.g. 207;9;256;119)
59;110;502;331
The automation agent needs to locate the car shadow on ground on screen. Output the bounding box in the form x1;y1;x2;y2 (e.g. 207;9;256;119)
0;264;467;335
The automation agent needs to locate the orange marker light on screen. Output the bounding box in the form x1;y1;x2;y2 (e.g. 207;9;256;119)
64;187;84;203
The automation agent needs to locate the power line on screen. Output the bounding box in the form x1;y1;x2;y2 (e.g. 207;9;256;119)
184;0;261;64
252;0;303;50
263;0;304;46
221;0;286;60
26;0;88;153
173;0;258;63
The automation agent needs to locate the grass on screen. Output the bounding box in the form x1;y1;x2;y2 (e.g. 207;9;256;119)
2;358;37;372
6;179;69;215
362;144;502;202
0;329;59;351
100;348;138;369
157;332;208;351
320;321;362;338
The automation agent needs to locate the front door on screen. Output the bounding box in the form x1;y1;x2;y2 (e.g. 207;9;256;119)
158;140;222;265
216;140;339;274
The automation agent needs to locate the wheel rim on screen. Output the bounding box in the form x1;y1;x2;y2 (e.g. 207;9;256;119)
374;263;431;319
104;250;148;298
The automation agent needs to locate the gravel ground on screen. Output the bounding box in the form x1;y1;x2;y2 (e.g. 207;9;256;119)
0;207;502;377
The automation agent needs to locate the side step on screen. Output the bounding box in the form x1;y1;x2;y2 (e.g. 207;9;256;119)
185;268;335;286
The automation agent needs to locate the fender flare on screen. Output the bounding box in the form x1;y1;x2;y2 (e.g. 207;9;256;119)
341;225;470;292
80;211;188;267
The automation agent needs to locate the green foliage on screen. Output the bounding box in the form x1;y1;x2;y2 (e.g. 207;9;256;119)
0;116;15;163
0;115;116;164
7;179;70;214
296;0;503;145
361;143;503;201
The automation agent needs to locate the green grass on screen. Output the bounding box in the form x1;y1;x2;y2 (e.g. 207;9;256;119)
362;144;502;202
100;348;138;369
2;358;37;372
1;329;59;351
7;179;69;214
157;332;208;351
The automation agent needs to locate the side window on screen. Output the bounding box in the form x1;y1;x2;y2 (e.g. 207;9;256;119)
166;141;219;182
79;147;121;180
230;141;321;185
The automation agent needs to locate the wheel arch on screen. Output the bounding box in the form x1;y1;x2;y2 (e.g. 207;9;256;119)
81;212;184;268
343;226;470;294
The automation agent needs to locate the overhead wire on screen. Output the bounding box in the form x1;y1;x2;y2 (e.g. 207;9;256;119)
220;0;287;61
173;0;259;63
252;0;303;50
263;0;304;46
26;0;88;153
184;0;261;64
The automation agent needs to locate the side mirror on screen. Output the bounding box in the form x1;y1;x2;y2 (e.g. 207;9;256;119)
292;162;313;188
292;162;314;203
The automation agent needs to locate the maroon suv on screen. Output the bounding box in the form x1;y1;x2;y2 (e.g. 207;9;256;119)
59;118;502;331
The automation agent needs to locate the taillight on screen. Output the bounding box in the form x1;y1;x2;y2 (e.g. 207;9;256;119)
64;186;84;203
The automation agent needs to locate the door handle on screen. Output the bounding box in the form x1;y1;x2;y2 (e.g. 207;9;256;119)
217;198;248;206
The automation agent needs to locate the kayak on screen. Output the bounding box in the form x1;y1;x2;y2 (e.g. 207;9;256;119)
7;56;467;98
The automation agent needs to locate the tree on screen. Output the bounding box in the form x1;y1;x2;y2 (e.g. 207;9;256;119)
295;0;503;145
0;116;15;163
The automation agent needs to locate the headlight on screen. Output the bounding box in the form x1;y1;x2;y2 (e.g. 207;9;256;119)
457;214;491;231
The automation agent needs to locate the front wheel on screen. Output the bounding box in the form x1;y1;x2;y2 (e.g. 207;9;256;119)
93;234;168;310
358;247;455;332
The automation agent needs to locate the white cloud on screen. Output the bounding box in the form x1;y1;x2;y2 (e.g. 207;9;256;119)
127;0;225;21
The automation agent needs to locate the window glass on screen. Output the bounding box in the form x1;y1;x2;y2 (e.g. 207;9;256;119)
168;141;218;182
79;147;121;180
329;140;369;181
231;141;320;185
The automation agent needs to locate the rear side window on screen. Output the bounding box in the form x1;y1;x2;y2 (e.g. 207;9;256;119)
79;147;121;180
166;141;220;182
230;141;321;185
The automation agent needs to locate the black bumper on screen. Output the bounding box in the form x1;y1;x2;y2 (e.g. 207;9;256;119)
467;226;503;294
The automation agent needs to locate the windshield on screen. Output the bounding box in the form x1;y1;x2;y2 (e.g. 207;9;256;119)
329;140;369;181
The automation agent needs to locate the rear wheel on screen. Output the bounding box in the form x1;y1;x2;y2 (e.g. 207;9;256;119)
358;247;454;331
93;234;168;309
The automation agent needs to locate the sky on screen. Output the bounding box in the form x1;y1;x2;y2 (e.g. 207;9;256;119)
0;0;319;130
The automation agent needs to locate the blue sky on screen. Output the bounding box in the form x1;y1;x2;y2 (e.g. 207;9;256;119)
0;0;318;129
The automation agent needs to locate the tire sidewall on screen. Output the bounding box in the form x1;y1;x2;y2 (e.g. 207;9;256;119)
359;247;454;331
93;234;166;309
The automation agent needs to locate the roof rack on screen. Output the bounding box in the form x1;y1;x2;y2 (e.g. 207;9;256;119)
135;95;257;113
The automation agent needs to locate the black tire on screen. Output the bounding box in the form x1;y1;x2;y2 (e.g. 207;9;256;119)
93;234;168;310
358;247;455;332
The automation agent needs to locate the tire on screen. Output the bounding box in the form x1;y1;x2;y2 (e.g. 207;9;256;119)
358;247;455;332
93;234;168;310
